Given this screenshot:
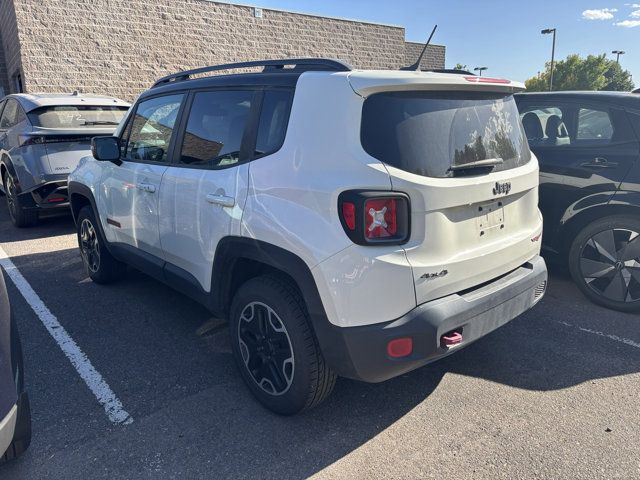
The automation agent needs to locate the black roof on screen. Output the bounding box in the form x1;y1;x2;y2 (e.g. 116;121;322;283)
515;91;640;109
141;58;351;100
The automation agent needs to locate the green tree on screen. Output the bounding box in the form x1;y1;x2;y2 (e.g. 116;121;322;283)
454;63;469;71
525;54;635;92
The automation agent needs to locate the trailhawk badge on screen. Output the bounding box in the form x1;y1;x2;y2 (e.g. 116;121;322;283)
493;181;512;196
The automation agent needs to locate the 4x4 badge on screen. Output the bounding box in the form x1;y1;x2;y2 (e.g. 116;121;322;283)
493;181;511;196
420;269;448;280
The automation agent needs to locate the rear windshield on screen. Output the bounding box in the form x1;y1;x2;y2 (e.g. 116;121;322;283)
361;91;530;178
28;105;128;129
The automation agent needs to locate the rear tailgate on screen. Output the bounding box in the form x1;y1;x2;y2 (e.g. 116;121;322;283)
30;129;114;175
389;161;542;304
353;71;542;305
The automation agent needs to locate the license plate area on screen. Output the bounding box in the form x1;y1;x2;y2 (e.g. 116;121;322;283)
476;201;505;237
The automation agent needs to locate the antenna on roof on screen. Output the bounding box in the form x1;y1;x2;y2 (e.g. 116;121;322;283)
402;25;438;71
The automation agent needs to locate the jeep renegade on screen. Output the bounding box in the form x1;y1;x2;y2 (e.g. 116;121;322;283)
69;59;548;415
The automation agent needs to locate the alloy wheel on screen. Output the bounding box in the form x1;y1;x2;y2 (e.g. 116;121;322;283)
579;228;640;303
79;219;101;273
237;301;294;396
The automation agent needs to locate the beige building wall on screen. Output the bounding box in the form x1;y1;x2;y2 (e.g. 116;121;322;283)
0;0;23;96
4;0;445;101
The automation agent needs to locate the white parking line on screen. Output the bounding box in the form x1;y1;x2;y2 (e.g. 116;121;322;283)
0;246;133;425
557;320;640;350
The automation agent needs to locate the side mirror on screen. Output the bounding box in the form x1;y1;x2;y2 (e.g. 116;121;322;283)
91;136;121;164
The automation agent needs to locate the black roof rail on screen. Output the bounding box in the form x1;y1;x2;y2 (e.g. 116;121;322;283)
152;58;353;88
426;69;475;76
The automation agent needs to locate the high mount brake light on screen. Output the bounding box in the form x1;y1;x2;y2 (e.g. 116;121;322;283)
464;76;511;84
338;191;410;245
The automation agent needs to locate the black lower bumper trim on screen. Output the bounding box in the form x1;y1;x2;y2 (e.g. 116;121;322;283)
319;255;548;383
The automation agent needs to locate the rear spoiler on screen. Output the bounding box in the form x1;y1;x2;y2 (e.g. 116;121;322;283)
347;71;525;97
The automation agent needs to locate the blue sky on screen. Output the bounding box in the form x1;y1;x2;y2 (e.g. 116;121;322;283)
225;0;639;86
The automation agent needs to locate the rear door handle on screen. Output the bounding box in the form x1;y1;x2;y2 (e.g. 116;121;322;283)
136;182;157;193
206;194;235;208
580;157;618;169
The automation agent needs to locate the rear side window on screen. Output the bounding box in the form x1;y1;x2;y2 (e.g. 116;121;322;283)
179;90;254;168
361;91;530;178
577;108;613;141
255;89;293;156
0;99;23;129
28;105;128;128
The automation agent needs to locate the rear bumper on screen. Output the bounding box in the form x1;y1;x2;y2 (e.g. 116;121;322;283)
18;178;70;211
320;255;547;382
0;404;17;458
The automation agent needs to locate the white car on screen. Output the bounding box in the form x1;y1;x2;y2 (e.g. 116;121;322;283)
69;59;547;415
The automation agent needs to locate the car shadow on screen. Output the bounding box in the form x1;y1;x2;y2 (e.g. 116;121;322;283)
1;206;639;478
0;210;75;243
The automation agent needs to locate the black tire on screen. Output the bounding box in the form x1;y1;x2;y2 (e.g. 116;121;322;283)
76;206;126;284
3;173;38;228
229;275;336;415
568;214;640;312
1;321;31;464
0;393;31;464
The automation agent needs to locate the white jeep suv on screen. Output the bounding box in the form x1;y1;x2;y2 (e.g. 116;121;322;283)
69;59;547;415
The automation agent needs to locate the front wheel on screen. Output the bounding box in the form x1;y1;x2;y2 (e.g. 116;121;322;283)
569;215;640;312
76;206;126;284
229;275;336;415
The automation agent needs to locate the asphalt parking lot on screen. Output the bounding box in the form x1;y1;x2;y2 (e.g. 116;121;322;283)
0;203;638;480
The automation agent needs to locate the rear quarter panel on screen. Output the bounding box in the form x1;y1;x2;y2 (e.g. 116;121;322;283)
0;270;17;420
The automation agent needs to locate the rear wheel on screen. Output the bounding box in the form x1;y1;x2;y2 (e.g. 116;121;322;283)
569;215;640;312
1;321;31;464
229;275;336;415
76;206;126;284
3;174;38;228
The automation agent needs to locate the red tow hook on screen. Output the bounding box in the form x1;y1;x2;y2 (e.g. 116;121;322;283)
441;330;463;348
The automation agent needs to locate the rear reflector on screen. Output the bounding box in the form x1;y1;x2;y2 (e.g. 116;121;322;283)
47;197;66;203
364;198;398;239
464;76;511;84
387;337;413;358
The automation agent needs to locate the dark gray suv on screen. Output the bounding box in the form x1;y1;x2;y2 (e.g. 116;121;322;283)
0;93;129;227
0;269;30;463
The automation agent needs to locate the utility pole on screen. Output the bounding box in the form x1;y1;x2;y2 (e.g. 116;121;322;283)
541;28;556;91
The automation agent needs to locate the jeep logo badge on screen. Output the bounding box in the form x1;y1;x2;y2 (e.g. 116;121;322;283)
493;181;511;196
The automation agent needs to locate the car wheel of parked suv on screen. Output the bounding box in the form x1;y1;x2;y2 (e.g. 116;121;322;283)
569;215;640;312
3;174;38;228
229;275;336;415
76;206;126;284
1;318;32;464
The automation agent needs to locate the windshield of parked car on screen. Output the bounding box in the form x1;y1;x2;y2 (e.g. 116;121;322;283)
361;91;530;178
27;105;129;128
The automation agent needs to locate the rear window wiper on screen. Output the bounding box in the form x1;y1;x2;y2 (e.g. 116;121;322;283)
448;158;504;172
81;120;120;126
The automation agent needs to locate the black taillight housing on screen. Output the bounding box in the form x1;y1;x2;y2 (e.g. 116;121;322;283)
338;190;410;245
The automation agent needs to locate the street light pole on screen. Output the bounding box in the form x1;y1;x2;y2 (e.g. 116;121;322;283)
541;28;556;91
612;50;625;63
474;66;488;77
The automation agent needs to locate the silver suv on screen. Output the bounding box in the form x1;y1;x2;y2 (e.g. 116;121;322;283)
0;93;129;227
